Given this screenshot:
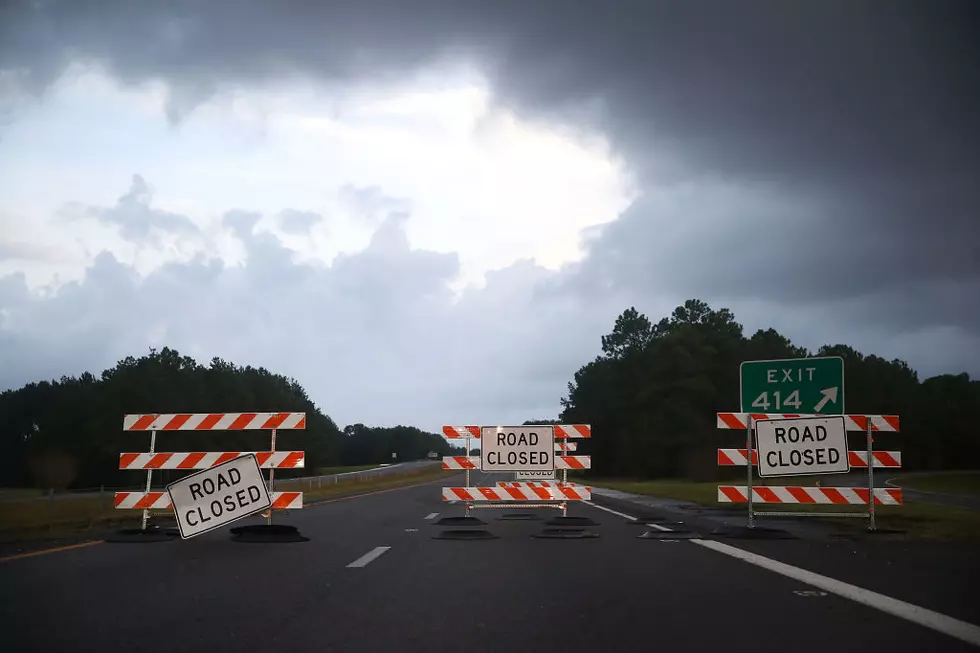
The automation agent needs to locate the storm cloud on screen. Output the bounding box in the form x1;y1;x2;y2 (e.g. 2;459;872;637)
1;1;978;425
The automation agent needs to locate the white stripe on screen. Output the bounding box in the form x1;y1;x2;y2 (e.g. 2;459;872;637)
839;487;862;504
346;546;391;568
693;539;980;648
280;413;305;429
424;512;439;520
183;414;206;429
586;499;980;647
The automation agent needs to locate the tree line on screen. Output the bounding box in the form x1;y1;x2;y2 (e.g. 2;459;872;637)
556;299;980;480
0;347;462;489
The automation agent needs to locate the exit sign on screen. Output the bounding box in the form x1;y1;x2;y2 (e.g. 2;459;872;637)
740;356;844;414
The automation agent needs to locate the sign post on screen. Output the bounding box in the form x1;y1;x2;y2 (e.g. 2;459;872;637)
166;454;272;539
740;356;844;414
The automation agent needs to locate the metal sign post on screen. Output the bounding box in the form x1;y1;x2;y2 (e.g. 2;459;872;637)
140;429;157;531
867;421;876;532
746;417;754;529
267;428;277;526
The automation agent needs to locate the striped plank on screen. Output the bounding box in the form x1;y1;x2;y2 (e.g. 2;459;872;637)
114;491;303;510
717;486;902;505
717;449;901;468
119;451;305;470
123;413;306;431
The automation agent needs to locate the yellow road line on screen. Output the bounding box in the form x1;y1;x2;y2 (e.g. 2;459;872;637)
0;539;105;563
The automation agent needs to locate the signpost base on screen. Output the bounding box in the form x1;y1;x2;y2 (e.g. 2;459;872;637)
533;527;599;539
106;525;179;543
545;515;598;527
710;525;796;540
229;524;309;543
432;529;498;540
433;515;486;527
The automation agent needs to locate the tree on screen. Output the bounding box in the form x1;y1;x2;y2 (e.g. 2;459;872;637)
558;298;977;480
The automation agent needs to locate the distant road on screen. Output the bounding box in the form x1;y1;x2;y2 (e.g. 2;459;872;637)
883;471;980;511
2;471;979;652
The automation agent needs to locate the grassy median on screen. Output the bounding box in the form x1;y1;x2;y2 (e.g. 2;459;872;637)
0;464;457;539
585;477;980;542
901;472;980;498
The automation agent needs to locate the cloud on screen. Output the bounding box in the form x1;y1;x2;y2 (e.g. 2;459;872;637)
276;209;321;234
1;2;978;428
63;174;200;245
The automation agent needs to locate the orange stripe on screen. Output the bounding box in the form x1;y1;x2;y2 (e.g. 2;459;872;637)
560;456;585;469
129;415;156;430
849;415;868;431
442;426;458;437
883;415;900;431
886;489;903;504
262;413;288;429
466;426;480;437
296;415;307;429
451;488;473;501
114;492;131;507
573;425;591;438
197;414;223;430
876;451;900;467
254;452;272;466
717;450;733;465
822;488;849;504
786;487;815;503
134;492;168;509
848;452;865;467
146;453;173;469
0;540;104;563
229;413;257;429
755;487;779;503
161;414;190;430
281;452;304;468
719;486;746;502
719;413;746;429
177;452;207;469
271;492;300;509
214;452;239;465
119;453;139;469
749;449;758;464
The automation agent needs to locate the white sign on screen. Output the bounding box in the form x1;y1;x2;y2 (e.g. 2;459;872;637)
166;454;272;539
480;426;554;472
516;471;556;480
756;416;849;478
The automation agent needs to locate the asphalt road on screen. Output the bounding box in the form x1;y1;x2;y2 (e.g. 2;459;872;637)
1;470;979;652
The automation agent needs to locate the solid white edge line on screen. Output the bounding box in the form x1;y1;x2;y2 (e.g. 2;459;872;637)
424;512;439;520
346;546;391;568
585;500;980;648
692;539;980;648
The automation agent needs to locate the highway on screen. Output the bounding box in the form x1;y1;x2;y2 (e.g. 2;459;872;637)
2;471;979;652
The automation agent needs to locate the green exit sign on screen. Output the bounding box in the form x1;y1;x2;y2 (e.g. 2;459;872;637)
740;356;845;414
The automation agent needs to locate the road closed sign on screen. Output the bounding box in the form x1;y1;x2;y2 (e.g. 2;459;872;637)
480;426;554;472
166;454;272;539
755;416;849;478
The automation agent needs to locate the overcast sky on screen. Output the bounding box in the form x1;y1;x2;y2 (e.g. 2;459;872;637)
1;1;977;431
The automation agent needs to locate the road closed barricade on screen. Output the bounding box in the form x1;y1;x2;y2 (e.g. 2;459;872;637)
115;412;307;541
715;411;902;530
438;424;595;537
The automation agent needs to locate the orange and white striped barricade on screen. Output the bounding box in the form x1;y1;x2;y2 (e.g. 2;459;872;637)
716;412;901;530
441;424;592;517
118;412;306;531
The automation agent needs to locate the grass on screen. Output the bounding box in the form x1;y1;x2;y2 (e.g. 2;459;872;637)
0;464;455;539
901;472;980;498
311;465;382;476
0;488;45;500
586;477;980;542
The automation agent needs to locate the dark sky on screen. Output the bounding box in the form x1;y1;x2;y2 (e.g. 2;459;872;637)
1;0;978;426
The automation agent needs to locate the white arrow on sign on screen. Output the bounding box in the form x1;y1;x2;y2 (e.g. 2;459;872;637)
813;387;839;412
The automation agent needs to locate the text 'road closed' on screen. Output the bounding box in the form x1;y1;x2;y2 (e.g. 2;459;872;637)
480;426;555;472
166;454;272;539
755;416;849;478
